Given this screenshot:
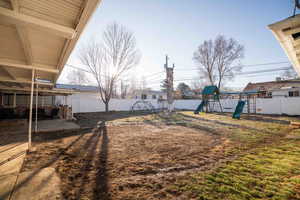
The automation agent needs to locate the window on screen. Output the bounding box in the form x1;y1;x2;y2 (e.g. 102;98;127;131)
258;91;266;98
141;94;147;99
3;94;13;106
289;91;300;97
152;95;156;99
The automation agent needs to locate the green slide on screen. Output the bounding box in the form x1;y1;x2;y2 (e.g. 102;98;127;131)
232;100;245;119
194;100;207;114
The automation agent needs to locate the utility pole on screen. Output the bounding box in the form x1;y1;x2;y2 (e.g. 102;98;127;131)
293;0;300;16
164;55;174;112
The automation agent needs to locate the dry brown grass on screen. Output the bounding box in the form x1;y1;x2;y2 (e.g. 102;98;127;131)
20;111;298;200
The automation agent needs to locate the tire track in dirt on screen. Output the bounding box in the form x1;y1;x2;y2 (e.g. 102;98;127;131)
57;131;102;199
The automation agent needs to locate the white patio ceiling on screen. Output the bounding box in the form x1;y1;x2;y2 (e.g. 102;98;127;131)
0;0;101;87
268;14;300;75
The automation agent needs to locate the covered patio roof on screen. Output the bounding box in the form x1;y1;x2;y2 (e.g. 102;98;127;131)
0;0;101;88
268;14;300;75
0;82;76;95
0;0;101;149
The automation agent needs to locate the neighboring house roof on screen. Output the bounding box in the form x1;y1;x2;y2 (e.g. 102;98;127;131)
136;90;166;95
243;79;300;92
56;84;98;92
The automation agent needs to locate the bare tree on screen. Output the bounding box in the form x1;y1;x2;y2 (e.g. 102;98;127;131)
79;23;140;112
140;76;148;91
281;67;298;80
128;76;138;98
120;80;130;99
191;79;205;91
193;35;244;89
67;69;89;85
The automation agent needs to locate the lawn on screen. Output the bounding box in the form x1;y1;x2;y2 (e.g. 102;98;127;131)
21;111;300;200
167;137;300;200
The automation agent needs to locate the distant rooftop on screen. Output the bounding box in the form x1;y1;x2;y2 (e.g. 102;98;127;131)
135;89;166;94
243;79;300;92
56;84;98;92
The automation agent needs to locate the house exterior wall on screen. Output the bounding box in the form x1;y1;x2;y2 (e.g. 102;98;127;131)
272;88;300;97
1;94;54;107
134;91;167;100
272;90;287;97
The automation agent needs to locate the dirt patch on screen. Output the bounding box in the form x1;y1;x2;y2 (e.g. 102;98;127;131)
20;112;293;199
21;123;233;200
74;111;150;128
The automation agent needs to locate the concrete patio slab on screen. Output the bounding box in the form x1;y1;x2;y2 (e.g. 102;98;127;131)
0;153;26;176
10;167;61;200
0;119;77;199
0;175;16;200
0;143;27;200
0;143;27;165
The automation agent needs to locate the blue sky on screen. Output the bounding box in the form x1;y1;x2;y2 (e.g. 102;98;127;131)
59;0;296;90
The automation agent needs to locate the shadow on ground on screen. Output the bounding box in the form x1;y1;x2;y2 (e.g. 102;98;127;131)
74;111;152;128
16;123;111;200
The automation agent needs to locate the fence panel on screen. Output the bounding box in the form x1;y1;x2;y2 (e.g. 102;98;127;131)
65;93;300;116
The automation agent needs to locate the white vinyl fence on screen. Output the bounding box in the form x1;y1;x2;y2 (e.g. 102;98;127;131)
56;93;300;116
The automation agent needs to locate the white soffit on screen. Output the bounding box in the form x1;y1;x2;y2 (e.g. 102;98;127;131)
0;0;101;88
268;14;300;75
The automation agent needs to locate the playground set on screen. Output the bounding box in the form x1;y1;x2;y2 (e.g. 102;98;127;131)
194;86;257;119
194;86;223;114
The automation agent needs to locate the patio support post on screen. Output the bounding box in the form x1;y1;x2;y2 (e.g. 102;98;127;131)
70;95;73;119
13;93;16;108
42;96;44;107
35;82;38;132
64;96;67;119
28;69;35;149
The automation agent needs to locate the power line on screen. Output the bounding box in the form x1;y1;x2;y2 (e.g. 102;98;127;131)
66;63;165;82
143;62;291;83
145;74;164;82
241;72;283;78
65;64;92;74
237;66;292;75
172;67;293;82
65;61;292;85
144;71;164;79
147;70;289;87
175;61;290;71
146;75;165;82
66;61;291;76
